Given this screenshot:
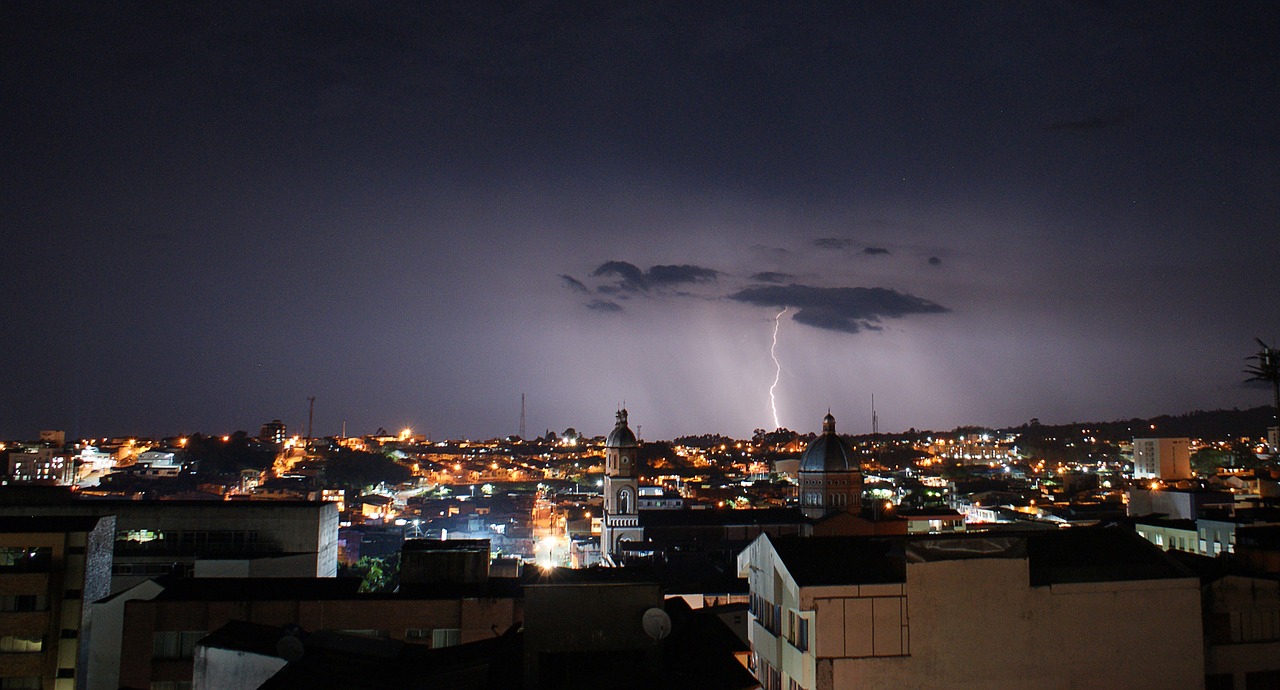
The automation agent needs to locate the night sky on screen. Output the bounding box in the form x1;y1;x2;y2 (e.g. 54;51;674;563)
3;2;1279;441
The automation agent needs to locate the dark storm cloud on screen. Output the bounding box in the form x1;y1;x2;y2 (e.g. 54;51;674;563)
751;272;794;283
814;238;853;250
928;257;943;266
591;261;649;291
589;261;718;292
863;246;890;256
728;284;950;334
647;264;719;286
587;299;623;313
559;274;589;293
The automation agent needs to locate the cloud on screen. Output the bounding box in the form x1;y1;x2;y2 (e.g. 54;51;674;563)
928;256;942;266
863;246;890;255
751;271;794;283
559;274;589;293
727;284;950;334
587;299;623;312
646;264;718;286
814;238;852;250
591;261;649;291
588;260;718;292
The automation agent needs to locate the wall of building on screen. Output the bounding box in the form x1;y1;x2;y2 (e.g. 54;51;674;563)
1133;438;1192;480
824;558;1203;690
0;502;339;593
118;594;520;689
1203;574;1280;690
0;515;113;690
192;647;287;690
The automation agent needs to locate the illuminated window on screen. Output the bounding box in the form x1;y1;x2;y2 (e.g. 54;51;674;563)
0;636;43;653
0;547;52;572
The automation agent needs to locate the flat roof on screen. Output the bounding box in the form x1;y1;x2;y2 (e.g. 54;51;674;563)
763;527;1193;588
0;515;112;533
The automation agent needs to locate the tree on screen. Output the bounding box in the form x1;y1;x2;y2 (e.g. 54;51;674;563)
324;450;412;493
1244;338;1280;430
340;553;400;593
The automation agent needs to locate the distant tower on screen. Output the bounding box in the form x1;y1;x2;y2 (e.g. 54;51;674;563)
601;408;643;561
519;393;527;440
798;412;863;519
871;394;878;436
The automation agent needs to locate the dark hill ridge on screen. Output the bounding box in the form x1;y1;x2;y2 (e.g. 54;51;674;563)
831;406;1276;446
1005;406;1277;444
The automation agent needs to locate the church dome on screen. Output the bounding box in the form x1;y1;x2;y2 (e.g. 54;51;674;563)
606;408;638;448
799;412;857;472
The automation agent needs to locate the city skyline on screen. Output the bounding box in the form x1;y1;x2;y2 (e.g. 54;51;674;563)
3;2;1279;440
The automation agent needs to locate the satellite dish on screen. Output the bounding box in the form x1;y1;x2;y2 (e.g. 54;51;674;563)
642;607;672;641
275;635;305;662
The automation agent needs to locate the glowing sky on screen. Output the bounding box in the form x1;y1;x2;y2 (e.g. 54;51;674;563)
2;2;1278;440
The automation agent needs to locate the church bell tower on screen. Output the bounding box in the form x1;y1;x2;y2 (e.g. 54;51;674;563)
601;408;643;561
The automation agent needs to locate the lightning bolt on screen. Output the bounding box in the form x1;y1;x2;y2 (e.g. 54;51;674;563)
769;306;788;429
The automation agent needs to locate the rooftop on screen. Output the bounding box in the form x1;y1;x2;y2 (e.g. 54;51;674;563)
762;527;1194;588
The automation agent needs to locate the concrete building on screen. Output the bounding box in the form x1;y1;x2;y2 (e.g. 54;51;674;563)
1202;573;1280;689
259;420;288;445
798;414;863;520
601;409;643;561
1133;437;1192;480
114;576;523;690
637;486;684;510
1128;486;1234;521
0;495;339;593
0;515;114;690
1134;516;1200;554
894;508;965;534
7;447;74;486
737;528;1204;690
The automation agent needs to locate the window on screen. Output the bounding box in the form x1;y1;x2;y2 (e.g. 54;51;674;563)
0;595;48;612
0;635;43;653
0;547;52;572
339;630;389;639
431;628;460;648
784;610;810;652
1231;610;1280;643
113;563;180;577
405;628;430;641
153;631;205;660
0;678;41;690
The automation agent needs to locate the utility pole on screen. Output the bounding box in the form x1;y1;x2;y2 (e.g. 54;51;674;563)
519;393;527;440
